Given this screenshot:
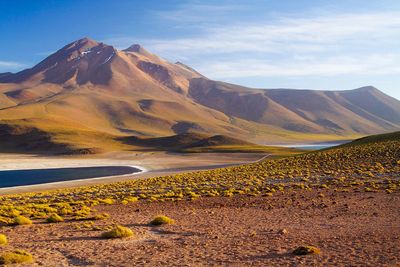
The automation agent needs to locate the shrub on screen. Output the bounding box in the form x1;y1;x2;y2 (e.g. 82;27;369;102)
0;234;7;245
222;190;233;197
58;207;73;215
98;198;114;205
292;245;321;255
123;197;139;203
188;191;200;200
73;206;92;217
0;250;33;264
385;189;393;194
0;217;12;226
31;212;47;219
101;225;134;239
150;215;175;226
12;216;32;226
46;213;64;223
93;213;110;220
81;221;94;229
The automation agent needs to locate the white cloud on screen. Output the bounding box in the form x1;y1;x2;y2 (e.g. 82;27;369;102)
0;60;26;70
196;54;400;78
105;11;400;80
143;12;400;56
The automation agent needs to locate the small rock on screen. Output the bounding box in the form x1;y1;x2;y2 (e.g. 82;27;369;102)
278;228;288;235
292;245;321;255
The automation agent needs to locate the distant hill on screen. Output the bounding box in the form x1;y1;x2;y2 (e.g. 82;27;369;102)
0;37;399;154
339;131;400;147
189;79;400;134
119;133;253;151
188;135;252;148
119;133;208;150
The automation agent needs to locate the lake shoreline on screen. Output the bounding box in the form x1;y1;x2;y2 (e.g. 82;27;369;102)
0;165;144;189
0;152;267;195
270;140;352;150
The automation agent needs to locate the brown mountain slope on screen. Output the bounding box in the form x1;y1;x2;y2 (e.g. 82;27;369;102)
333;87;400;125
0;37;399;153
0;38;247;140
189;78;400;135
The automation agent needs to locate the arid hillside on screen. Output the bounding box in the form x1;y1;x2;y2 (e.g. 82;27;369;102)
0;37;399;153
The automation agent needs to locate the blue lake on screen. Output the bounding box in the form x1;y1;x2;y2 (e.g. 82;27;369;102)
276;142;349;150
0;166;141;188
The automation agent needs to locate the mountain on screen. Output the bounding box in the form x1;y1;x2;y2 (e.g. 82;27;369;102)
0;37;399;154
189;79;400;134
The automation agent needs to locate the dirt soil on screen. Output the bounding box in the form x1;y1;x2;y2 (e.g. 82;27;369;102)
1;190;399;266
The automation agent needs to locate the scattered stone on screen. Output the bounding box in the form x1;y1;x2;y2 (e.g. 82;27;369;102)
278;229;288;235
292;245;321;255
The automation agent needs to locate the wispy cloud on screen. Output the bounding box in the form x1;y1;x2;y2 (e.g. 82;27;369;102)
144;12;400;55
0;60;26;71
196;54;400;78
105;8;400;81
154;2;246;23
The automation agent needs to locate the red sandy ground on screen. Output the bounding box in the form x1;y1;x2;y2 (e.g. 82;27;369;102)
1;190;399;266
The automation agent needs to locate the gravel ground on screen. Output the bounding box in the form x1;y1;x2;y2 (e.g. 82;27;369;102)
1;190;399;266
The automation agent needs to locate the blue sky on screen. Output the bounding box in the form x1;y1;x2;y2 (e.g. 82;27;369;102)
1;0;400;99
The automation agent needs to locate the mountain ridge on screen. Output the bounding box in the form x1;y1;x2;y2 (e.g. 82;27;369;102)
0;37;399;153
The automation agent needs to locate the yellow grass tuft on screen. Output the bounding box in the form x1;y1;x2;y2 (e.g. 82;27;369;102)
0;250;33;265
12;216;32;226
101;225;134;239
46;213;64;223
150;215;175;226
93;213;110;220
0;234;7;246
